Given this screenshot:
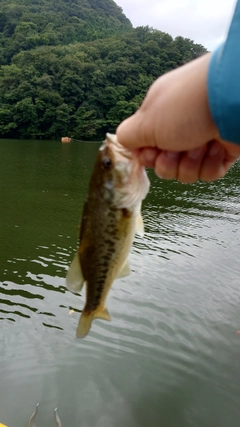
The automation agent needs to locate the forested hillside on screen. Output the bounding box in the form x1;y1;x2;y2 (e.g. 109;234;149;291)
0;0;131;62
0;0;207;140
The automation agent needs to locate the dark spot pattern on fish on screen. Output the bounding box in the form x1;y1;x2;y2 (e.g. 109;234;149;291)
108;211;116;218
92;285;104;309
104;239;115;246
102;255;111;263
99;265;109;273
86;287;103;311
96;284;104;294
100;261;110;268
97;275;108;283
121;208;132;218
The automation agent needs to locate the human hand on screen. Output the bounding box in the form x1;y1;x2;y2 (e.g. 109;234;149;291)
117;53;240;182
135;139;239;182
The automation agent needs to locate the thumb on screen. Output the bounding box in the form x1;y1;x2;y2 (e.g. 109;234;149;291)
117;110;152;149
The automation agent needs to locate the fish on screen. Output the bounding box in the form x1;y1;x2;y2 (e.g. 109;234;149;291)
66;133;150;338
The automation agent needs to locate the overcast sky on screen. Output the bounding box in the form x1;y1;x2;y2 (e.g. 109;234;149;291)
116;0;237;51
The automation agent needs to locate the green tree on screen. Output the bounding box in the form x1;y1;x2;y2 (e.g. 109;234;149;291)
0;0;207;140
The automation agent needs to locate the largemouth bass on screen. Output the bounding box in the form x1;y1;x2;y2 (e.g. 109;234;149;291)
66;133;150;338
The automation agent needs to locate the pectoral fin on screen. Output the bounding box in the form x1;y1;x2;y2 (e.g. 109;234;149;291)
116;258;131;279
135;213;144;237
66;253;85;293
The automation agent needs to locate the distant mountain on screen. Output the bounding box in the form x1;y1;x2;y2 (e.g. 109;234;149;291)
0;0;132;63
0;0;207;140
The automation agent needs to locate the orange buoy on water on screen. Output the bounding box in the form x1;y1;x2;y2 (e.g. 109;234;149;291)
61;136;71;143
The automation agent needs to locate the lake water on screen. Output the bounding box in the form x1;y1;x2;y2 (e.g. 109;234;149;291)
1;139;240;427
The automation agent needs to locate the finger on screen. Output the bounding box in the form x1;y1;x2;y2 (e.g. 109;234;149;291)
117;110;151;149
223;159;236;173
154;150;181;180
177;145;207;183
221;140;240;161
138;147;160;167
219;140;240;174
200;141;225;181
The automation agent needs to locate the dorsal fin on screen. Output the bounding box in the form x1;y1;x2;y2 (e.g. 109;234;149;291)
116;257;131;279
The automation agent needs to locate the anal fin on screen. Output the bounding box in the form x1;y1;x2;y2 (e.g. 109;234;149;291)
135;212;144;237
66;253;85;293
116;258;131;279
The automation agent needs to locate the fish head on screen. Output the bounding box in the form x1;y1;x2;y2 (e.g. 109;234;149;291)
95;133;150;210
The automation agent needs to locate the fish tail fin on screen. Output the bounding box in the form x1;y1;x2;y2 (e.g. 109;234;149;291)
76;308;111;339
94;307;111;321
76;312;94;339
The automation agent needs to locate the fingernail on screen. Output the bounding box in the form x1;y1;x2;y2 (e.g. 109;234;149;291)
145;148;158;162
209;143;221;157
188;146;205;160
166;151;179;159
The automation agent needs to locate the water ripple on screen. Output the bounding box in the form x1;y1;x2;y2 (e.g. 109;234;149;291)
1;142;240;426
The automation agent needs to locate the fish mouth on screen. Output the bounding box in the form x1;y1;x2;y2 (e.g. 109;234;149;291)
103;134;149;210
105;133;133;159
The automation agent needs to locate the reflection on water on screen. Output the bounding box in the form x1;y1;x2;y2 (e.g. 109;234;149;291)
0;140;240;426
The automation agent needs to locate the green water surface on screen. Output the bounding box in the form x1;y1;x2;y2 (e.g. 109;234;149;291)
0;139;240;427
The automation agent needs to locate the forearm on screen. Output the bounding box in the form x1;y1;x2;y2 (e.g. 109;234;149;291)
208;0;240;144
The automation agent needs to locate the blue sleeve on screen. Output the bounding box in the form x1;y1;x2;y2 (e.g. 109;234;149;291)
208;0;240;144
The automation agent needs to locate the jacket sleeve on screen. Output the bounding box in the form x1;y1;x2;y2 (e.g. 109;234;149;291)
208;0;240;144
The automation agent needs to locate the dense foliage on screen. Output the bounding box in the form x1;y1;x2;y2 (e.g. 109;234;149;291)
0;0;207;140
0;0;131;63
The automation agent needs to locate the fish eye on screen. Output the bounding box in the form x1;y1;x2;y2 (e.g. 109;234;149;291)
102;157;112;169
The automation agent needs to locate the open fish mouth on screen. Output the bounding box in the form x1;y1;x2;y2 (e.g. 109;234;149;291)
105;133;133;159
